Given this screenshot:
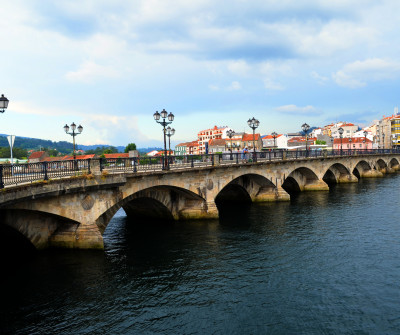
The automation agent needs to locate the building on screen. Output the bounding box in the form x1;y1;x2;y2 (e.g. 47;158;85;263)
187;141;200;155
208;139;226;153
261;134;287;149
242;133;262;151
175;142;191;156
28;151;48;163
197;125;229;154
330;122;359;138
333;137;372;150
287;137;316;148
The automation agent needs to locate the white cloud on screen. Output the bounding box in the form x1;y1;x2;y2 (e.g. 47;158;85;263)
227;81;241;90
263;79;284;91
65;61;120;83
276;104;319;115
311;71;329;84
332;58;400;88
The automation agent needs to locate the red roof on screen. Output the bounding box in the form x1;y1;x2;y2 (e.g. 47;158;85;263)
288;137;316;143
62;154;96;160
104;153;129;159
262;134;283;139
28;151;46;160
334;138;372;144
209;139;226;146
242;133;260;141
44;157;63;162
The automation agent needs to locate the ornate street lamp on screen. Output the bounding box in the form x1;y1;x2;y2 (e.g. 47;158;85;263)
271;131;278;149
338;127;344;155
247;117;260;161
0;94;9;113
301;123;310;154
64;122;83;160
363;130;368;151
226;129;235;160
154;109;174;170
166;126;175;156
349;138;352;154
382;133;385;150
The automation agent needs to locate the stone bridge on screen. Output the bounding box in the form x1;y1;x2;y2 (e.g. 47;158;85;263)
1;154;399;250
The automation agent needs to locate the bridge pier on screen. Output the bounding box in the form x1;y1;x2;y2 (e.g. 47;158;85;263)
252;183;290;202
337;174;359;183
361;170;384;178
303;179;330;191
50;222;104;249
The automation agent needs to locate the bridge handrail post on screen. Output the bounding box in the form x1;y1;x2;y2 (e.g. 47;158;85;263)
133;157;137;173
43;161;48;180
191;155;194;168
212;154;214;167
0;165;4;189
296;149;298;159
236;152;239;164
87;159;91;174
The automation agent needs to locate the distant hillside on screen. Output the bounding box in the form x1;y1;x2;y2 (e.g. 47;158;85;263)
0;135;161;155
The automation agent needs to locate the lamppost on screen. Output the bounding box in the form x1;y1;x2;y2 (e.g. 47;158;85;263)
271;131;278;149
166;126;175;156
64;122;83;160
301;123;310;155
0;94;9;113
349;138;352;155
338;127;344;155
226;129;235;160
382;133;385;150
363;130;368;151
247;117;260;162
153;109;174;170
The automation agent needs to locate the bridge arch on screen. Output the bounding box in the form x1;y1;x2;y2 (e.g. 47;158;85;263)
389;158;400;170
0;209;80;249
376;159;388;172
95;185;208;233
353;160;372;179
215;173;276;206
323;163;355;185
283;167;328;193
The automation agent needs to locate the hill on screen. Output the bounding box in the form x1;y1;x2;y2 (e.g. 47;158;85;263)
0;135;161;155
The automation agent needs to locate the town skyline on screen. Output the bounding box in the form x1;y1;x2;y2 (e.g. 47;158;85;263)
2;1;400;147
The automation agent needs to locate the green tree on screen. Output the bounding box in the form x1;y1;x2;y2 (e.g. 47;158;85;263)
124;143;137;153
315;140;326;145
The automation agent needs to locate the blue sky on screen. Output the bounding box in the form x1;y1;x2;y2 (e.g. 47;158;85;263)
1;0;400;148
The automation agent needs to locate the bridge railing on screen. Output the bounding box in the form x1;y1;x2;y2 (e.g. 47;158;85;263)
0;149;399;189
0;159;91;188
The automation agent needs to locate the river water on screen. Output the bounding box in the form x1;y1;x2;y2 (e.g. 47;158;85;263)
1;174;400;334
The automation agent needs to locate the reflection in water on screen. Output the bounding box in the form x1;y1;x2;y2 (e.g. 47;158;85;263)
1;175;400;334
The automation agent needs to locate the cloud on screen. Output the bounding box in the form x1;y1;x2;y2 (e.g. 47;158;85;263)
65;61;120;83
276;104;320;115
227;81;241;90
263;79;284;91
311;71;329;84
332;58;400;88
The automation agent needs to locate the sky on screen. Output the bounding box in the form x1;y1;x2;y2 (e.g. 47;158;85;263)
1;0;400;148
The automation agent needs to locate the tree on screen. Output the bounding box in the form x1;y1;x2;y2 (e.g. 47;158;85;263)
124;143;137;153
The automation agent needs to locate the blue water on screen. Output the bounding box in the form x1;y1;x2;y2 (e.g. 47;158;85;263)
1;175;400;334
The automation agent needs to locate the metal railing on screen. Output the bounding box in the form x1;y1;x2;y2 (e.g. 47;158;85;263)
1;149;399;189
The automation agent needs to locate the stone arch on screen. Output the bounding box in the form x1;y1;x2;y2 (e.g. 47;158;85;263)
389;158;400;170
0;209;80;249
215;173;285;205
353;160;383;178
322;163;356;185
376;159;388;173
95;186;208;233
283;167;328;193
